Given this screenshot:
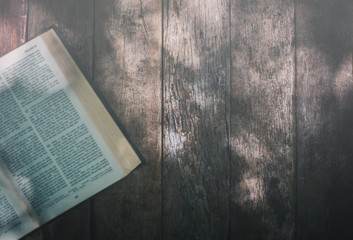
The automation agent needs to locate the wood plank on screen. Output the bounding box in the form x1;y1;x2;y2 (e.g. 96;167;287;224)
296;0;353;239
162;0;230;239
93;0;162;239
24;0;94;239
0;0;27;57
230;0;295;239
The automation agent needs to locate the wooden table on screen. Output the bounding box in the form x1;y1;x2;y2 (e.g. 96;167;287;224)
1;0;353;239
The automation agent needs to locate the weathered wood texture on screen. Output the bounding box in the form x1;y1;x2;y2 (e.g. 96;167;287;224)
296;0;353;239
230;0;295;239
3;0;353;239
93;0;162;239
0;0;27;57
163;0;230;239
24;0;94;239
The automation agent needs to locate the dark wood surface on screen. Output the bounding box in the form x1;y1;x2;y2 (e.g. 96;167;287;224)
296;0;353;239
230;0;295;239
163;0;230;239
93;0;162;239
0;0;352;239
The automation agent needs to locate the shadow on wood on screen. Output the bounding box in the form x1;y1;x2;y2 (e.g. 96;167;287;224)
298;0;353;72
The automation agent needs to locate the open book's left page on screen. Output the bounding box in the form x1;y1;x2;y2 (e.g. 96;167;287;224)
0;171;37;240
0;72;39;239
0;29;141;239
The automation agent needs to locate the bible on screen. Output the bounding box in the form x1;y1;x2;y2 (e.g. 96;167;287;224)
0;28;141;240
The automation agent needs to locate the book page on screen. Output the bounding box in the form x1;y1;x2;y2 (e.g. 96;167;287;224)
0;171;37;240
0;72;38;239
0;29;141;230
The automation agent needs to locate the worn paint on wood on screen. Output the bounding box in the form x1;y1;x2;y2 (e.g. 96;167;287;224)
296;0;353;239
230;0;295;239
0;0;27;57
93;0;162;239
163;0;231;239
24;0;94;239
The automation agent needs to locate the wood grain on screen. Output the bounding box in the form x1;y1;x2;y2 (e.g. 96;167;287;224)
230;0;295;239
3;0;353;239
24;0;94;239
296;0;353;239
0;0;27;57
93;0;162;239
163;0;231;239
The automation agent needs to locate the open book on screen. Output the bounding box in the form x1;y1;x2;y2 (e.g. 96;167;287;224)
0;29;141;240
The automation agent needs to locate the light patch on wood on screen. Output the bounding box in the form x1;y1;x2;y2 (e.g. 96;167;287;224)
230;133;267;205
165;0;225;70
167;128;182;156
96;0;162;136
333;56;353;101
165;14;201;69
230;131;291;205
103;0;160;82
238;177;264;204
231;133;272;164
